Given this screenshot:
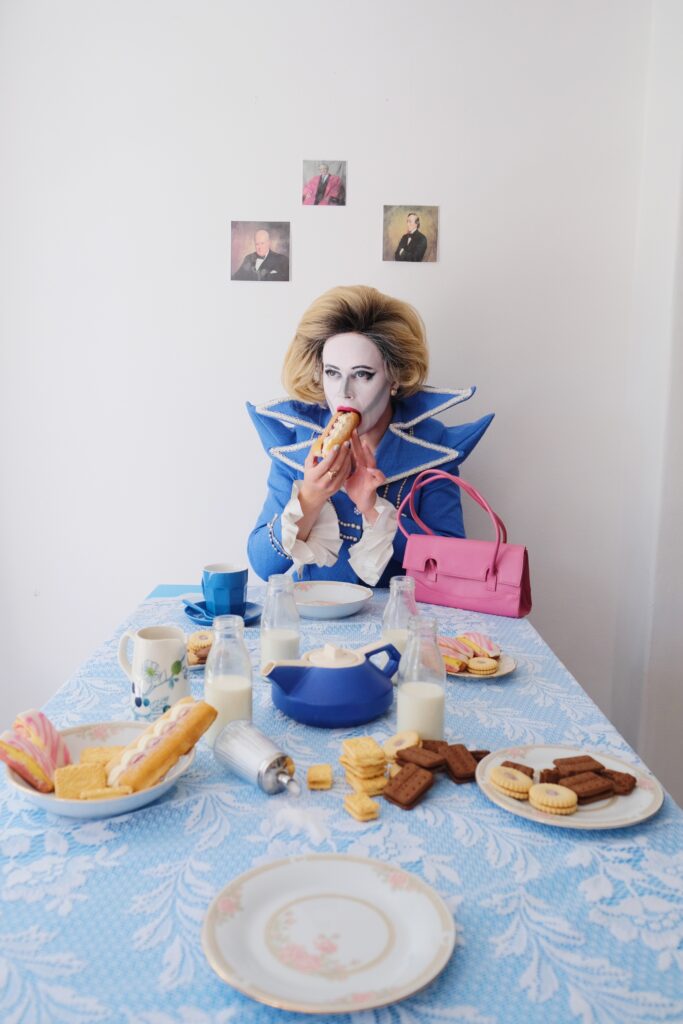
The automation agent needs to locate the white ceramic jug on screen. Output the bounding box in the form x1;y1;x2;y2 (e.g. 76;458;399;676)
118;625;189;719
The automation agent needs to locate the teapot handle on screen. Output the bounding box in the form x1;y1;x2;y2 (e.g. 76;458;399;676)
363;643;401;680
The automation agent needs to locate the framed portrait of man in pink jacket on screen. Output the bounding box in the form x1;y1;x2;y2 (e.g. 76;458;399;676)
302;160;347;206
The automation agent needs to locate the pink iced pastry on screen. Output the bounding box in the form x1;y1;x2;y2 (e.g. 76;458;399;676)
0;730;55;792
438;636;474;659
13;709;71;769
457;633;501;658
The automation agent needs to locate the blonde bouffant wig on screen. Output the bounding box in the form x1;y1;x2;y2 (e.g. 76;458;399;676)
282;285;429;403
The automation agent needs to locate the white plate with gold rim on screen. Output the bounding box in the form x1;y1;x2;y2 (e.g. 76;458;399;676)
446;652;516;680
202;854;455;1014
5;721;195;820
476;744;664;830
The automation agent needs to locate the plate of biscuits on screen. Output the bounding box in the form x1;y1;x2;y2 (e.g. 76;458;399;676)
476;744;664;829
438;632;516;679
1;699;217;819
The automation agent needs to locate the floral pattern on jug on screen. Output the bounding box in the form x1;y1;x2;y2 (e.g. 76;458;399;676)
133;657;186;719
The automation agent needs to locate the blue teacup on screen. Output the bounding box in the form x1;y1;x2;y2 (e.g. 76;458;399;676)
202;563;248;617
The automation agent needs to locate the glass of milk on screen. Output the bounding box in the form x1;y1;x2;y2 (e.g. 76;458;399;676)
396;616;446;740
260;574;301;675
203;615;253;747
382;575;419;656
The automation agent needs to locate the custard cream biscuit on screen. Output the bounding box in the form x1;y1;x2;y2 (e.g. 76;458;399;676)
80;746;126;765
54;763;106;799
467;657;498;677
345;770;388;796
307;764;333;790
339;755;387;777
343;792;379;821
528;783;578;815
382;730;421;762
79;785;133;800
341;736;386;767
489;765;533;800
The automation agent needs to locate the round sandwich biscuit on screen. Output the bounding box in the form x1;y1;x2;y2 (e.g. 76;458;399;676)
187;630;213;666
489;765;533;800
467;657;498;677
528;782;578;815
382;730;421;761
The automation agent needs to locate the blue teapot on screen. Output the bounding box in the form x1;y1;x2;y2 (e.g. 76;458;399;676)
263;642;401;728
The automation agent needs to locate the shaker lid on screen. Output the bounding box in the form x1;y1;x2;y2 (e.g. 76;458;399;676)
307;643;362;669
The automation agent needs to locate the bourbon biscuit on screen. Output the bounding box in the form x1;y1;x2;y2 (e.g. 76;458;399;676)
601;769;637;795
501;760;535;778
396;745;446;770
469;749;491;762
539;768;561;784
383;763;434;809
422;740;449;754
554;755;605;774
560;771;615;804
443;744;478;783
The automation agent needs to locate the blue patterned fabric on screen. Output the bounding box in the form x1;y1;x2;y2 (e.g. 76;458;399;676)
1;588;683;1024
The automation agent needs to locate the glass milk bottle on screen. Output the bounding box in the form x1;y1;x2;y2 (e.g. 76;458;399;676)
203;615;253;747
396;616;446;740
260;574;300;675
382;575;419;656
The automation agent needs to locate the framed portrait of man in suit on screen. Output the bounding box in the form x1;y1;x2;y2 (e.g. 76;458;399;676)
302;161;347;206
231;221;291;282
383;205;439;263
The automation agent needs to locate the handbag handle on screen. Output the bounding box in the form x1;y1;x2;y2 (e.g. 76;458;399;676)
407;472;508;545
397;470;507;578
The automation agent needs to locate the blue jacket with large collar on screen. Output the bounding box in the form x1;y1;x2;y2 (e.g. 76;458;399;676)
246;386;493;586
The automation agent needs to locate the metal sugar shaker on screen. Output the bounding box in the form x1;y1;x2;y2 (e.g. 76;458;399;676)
212;719;301;796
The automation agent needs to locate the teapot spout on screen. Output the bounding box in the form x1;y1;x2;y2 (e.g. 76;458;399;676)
263;661;305;694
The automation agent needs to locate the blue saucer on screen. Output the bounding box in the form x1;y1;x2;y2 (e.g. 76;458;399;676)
184;600;262;628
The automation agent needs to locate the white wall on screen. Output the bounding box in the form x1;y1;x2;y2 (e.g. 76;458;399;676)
1;1;680;799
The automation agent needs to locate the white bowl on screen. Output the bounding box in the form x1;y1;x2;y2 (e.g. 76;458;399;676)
293;581;373;619
5;721;195;819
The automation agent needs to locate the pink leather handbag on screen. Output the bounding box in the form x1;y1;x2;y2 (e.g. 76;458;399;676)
397;470;532;618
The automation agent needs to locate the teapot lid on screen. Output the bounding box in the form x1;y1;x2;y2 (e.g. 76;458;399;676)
306;644;363;669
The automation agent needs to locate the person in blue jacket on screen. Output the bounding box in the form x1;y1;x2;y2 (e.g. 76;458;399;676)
247;285;493;586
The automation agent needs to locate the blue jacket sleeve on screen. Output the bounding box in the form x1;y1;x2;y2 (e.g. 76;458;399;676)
391;469;465;565
247;460;300;581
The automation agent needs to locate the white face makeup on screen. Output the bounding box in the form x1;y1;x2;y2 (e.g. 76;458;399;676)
322;333;392;435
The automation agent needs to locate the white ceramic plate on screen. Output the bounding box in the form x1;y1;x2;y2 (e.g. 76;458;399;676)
476;744;664;830
294;581;373;619
447;653;516;680
202;854;455;1014
5;721;195;819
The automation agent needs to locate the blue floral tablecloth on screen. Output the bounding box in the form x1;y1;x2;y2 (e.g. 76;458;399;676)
1;585;683;1024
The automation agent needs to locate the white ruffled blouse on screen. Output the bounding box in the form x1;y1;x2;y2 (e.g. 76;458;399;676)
280;480;398;587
